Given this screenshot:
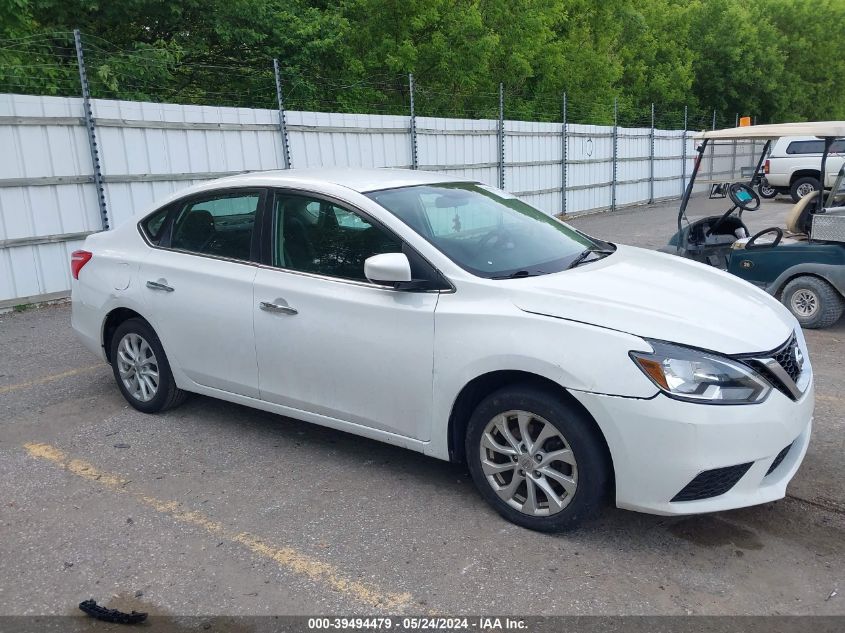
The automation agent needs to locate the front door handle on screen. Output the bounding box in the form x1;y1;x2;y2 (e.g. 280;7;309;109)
260;301;298;315
146;280;174;292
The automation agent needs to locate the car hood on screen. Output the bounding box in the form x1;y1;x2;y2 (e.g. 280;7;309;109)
509;245;795;355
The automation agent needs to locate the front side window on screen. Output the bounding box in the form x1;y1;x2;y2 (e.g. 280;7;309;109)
170;191;261;260
273;193;401;281
367;183;600;278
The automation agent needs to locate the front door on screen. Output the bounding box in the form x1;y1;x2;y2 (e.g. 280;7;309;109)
253;192;438;440
139;189;265;398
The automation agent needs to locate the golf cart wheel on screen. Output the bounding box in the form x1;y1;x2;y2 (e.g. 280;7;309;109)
758;183;777;199
781;276;845;329
790;177;820;203
465;383;609;532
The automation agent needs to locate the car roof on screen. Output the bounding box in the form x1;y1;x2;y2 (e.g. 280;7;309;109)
204;168;472;193
695;121;845;140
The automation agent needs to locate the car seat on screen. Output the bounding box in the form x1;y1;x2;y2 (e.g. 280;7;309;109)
283;200;317;268
175;209;215;251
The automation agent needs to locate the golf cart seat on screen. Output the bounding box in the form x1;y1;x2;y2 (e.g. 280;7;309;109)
731;191;817;249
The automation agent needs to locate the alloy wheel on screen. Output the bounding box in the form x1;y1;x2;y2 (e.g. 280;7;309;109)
479;410;578;516
116;332;160;402
796;182;816;198
790;289;819;317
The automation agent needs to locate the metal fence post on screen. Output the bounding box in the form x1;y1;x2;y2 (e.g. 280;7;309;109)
73;29;109;231
731;112;738;179
273;59;292;169
709;108;716;180
611;97;618;212
649;103;655;204
681;105;687;197
498;82;505;189
561;92;567;216
409;73;418;170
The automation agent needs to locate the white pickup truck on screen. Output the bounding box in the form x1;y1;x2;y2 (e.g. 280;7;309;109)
764;136;845;201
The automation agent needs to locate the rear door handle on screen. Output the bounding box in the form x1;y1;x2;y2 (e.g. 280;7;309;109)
146;280;174;292
260;301;298;315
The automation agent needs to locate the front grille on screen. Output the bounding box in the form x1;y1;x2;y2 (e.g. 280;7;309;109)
671;463;753;502
773;335;801;383
741;334;804;401
766;442;793;476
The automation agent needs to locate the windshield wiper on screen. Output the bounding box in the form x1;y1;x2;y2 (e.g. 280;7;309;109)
567;247;615;269
491;269;545;280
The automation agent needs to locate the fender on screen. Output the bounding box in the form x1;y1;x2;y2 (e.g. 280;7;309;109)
765;262;845;297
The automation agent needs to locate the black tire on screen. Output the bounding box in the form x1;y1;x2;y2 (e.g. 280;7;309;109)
781;276;845;329
109;317;188;413
465;383;610;532
758;183;777;199
790;176;821;203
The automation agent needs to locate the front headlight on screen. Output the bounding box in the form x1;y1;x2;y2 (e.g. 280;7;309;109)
630;340;771;404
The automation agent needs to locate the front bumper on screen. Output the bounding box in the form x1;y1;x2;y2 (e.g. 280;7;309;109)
570;382;813;515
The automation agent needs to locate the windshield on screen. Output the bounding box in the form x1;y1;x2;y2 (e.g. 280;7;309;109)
367;183;606;278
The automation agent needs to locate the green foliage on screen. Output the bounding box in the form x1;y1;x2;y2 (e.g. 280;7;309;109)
0;0;841;124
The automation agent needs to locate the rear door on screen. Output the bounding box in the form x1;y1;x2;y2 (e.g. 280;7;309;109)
139;188;266;398
252;190;439;440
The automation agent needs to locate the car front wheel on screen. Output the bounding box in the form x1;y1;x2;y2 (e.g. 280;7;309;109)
110;317;188;413
465;384;609;532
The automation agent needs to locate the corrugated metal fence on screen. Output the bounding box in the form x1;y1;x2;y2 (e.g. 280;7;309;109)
0;92;761;307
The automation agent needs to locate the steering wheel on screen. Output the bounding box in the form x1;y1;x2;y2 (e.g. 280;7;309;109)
707;182;762;237
728;182;761;212
477;227;514;251
744;227;783;250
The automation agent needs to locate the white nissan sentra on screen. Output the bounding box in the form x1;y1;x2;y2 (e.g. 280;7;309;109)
71;168;813;531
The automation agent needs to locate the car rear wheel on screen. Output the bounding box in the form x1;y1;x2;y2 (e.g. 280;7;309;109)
781;276;845;329
465;384;609;532
110;318;188;413
790;176;820;203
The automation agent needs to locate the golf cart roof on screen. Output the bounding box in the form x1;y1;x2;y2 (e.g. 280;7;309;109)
695;121;845;140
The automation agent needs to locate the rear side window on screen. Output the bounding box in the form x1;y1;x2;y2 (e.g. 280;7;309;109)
140;207;170;244
785;140;845;154
170;191;262;261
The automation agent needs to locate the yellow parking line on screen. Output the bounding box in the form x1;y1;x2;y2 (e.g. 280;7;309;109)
23;442;412;611
0;364;106;395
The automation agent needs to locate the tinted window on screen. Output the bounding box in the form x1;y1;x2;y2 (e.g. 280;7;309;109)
786;140;845;154
170;192;261;260
273;194;401;281
367;183;598;278
140;207;170;244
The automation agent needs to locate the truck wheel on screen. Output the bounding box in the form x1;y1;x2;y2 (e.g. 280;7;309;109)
790;177;820;203
781;276;845;329
465;383;609;532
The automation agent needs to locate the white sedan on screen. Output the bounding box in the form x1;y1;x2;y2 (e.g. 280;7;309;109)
71;168;814;531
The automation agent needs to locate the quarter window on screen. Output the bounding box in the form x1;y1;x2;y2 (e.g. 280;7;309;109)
140;207;170;244
170;192;261;260
273;194;401;281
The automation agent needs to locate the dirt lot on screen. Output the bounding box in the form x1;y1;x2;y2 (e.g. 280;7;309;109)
0;196;842;617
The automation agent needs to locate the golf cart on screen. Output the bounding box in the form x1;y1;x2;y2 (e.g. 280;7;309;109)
666;121;845;328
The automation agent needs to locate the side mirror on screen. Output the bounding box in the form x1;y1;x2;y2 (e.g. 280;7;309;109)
364;253;412;285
